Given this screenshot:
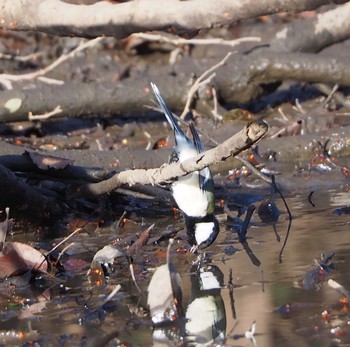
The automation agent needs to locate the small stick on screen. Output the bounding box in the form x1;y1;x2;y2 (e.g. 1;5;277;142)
46;227;82;256
180;51;233;119
132;33;261;48
28;105;63;121
129;262;142;293
57;243;75;262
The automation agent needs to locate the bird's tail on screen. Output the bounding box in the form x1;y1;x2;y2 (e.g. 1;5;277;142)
150;82;186;142
189;122;204;154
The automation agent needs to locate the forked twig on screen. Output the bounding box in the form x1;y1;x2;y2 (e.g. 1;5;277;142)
28;105;63;121
180;51;233;119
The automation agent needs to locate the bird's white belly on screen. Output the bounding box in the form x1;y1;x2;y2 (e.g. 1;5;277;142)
172;173;208;217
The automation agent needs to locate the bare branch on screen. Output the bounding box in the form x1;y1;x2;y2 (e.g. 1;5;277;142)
132;33;261;47
28;105;62;121
0;51;44;62
1;51;350;123
69;120;268;198
180;52;232;118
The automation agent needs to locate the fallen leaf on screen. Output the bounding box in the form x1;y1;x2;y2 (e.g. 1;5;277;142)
4;98;22;113
0;242;48;278
26;151;73;170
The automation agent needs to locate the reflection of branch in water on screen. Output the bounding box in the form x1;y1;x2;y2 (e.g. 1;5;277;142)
242;242;261;267
235;204;261;267
272;224;280;242
308;191;316;207
261;270;265;293
278;217;292;263
258;174;281;242
228;269;237;320
238;204;256;243
272;175;293;263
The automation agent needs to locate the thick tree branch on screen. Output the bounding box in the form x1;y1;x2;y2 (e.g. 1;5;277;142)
0;163;63;223
0;0;347;38
1;51;350;122
69;121;268;198
0;2;349;122
270;1;350;52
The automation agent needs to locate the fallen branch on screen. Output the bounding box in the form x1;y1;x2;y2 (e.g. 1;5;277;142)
132;33;261;48
0;3;349;122
1;51;350;122
0;163;63;223
0;0;346;38
69;120;268;198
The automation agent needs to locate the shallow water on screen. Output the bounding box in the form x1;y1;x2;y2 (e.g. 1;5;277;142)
1;183;350;347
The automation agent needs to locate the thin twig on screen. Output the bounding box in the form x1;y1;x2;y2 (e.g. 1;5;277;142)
132;33;261;48
0;37;103;82
115;211;127;230
276;178;293;263
28;105;63;121
100;284;122;307
37;76;64;85
143;130;152;150
322;84;339;108
0;51;44;62
57;243;75;263
180;51;233;119
236;156;272;184
129;262;142;293
46;227;82;256
211;86;222;122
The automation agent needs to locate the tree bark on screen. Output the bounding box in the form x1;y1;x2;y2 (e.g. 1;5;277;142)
70;121;268;198
1;52;350;122
0;0;347;38
0;164;63;224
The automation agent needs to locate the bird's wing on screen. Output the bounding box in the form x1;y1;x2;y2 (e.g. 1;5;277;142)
189;122;214;196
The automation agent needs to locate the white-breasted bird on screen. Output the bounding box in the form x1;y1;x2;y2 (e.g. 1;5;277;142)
151;82;219;251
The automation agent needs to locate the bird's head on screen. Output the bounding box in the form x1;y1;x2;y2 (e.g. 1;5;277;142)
186;216;220;252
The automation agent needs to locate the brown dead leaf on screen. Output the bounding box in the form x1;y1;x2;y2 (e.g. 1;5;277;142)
26;151;73;170
0;242;48;278
127;224;154;255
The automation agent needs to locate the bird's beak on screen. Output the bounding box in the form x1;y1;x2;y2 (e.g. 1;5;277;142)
190;245;199;254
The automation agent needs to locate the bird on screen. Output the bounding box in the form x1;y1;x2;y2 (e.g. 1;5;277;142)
185;264;226;345
150;82;219;251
